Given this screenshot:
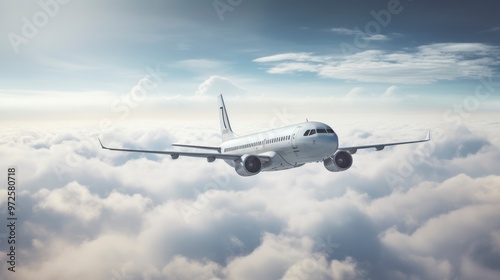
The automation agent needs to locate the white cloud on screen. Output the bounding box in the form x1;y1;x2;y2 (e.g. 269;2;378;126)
226;233;315;280
253;52;324;63
382;85;398;98
34;181;152;222
365;34;389;41
253;43;500;84
196;76;246;96
0;75;163;122
267;62;320;74
330;28;358;35
162;256;223;280
330;257;366;280
1;113;500;280
10;234;139;280
345;86;405;101
418;42;497;55
35;182;103;221
330;27;389;41
345;87;367;100
484;26;500;33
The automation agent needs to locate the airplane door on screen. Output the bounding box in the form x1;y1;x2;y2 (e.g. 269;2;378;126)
291;126;301;149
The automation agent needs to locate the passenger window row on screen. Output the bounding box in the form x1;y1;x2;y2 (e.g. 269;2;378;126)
225;135;292;152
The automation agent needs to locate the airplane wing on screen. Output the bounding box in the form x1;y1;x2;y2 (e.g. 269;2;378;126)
98;139;270;163
338;131;430;154
171;143;221;153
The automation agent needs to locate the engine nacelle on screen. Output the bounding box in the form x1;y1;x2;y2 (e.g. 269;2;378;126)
324;151;353;172
235;155;262;176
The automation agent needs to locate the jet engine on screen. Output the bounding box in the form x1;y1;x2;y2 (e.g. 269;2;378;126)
324;151;353;172
235;155;262;176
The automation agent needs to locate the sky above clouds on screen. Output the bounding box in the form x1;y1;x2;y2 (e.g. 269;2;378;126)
1;1;500;280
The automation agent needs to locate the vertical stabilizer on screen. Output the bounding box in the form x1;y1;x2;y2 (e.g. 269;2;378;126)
218;94;236;141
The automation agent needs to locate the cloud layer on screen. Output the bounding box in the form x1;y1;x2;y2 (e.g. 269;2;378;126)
1;113;499;280
254;43;500;84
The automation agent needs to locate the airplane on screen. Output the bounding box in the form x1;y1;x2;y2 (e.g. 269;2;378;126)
99;94;430;176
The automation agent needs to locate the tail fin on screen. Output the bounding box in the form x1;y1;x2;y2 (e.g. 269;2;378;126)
218;94;236;141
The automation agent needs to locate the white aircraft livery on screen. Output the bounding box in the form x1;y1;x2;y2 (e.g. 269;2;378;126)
100;94;430;176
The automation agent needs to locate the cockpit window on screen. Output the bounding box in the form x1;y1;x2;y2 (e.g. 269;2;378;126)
325;125;335;133
304;128;337;136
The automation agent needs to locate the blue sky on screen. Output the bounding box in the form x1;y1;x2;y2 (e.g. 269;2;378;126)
1;0;499;105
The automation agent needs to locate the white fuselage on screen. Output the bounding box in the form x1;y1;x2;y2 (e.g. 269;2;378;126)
219;121;339;171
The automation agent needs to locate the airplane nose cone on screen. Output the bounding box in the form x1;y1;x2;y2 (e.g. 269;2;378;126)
317;133;338;154
331;133;339;151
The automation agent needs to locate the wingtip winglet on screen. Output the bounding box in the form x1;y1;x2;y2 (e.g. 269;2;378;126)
98;138;105;149
426;130;431;141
